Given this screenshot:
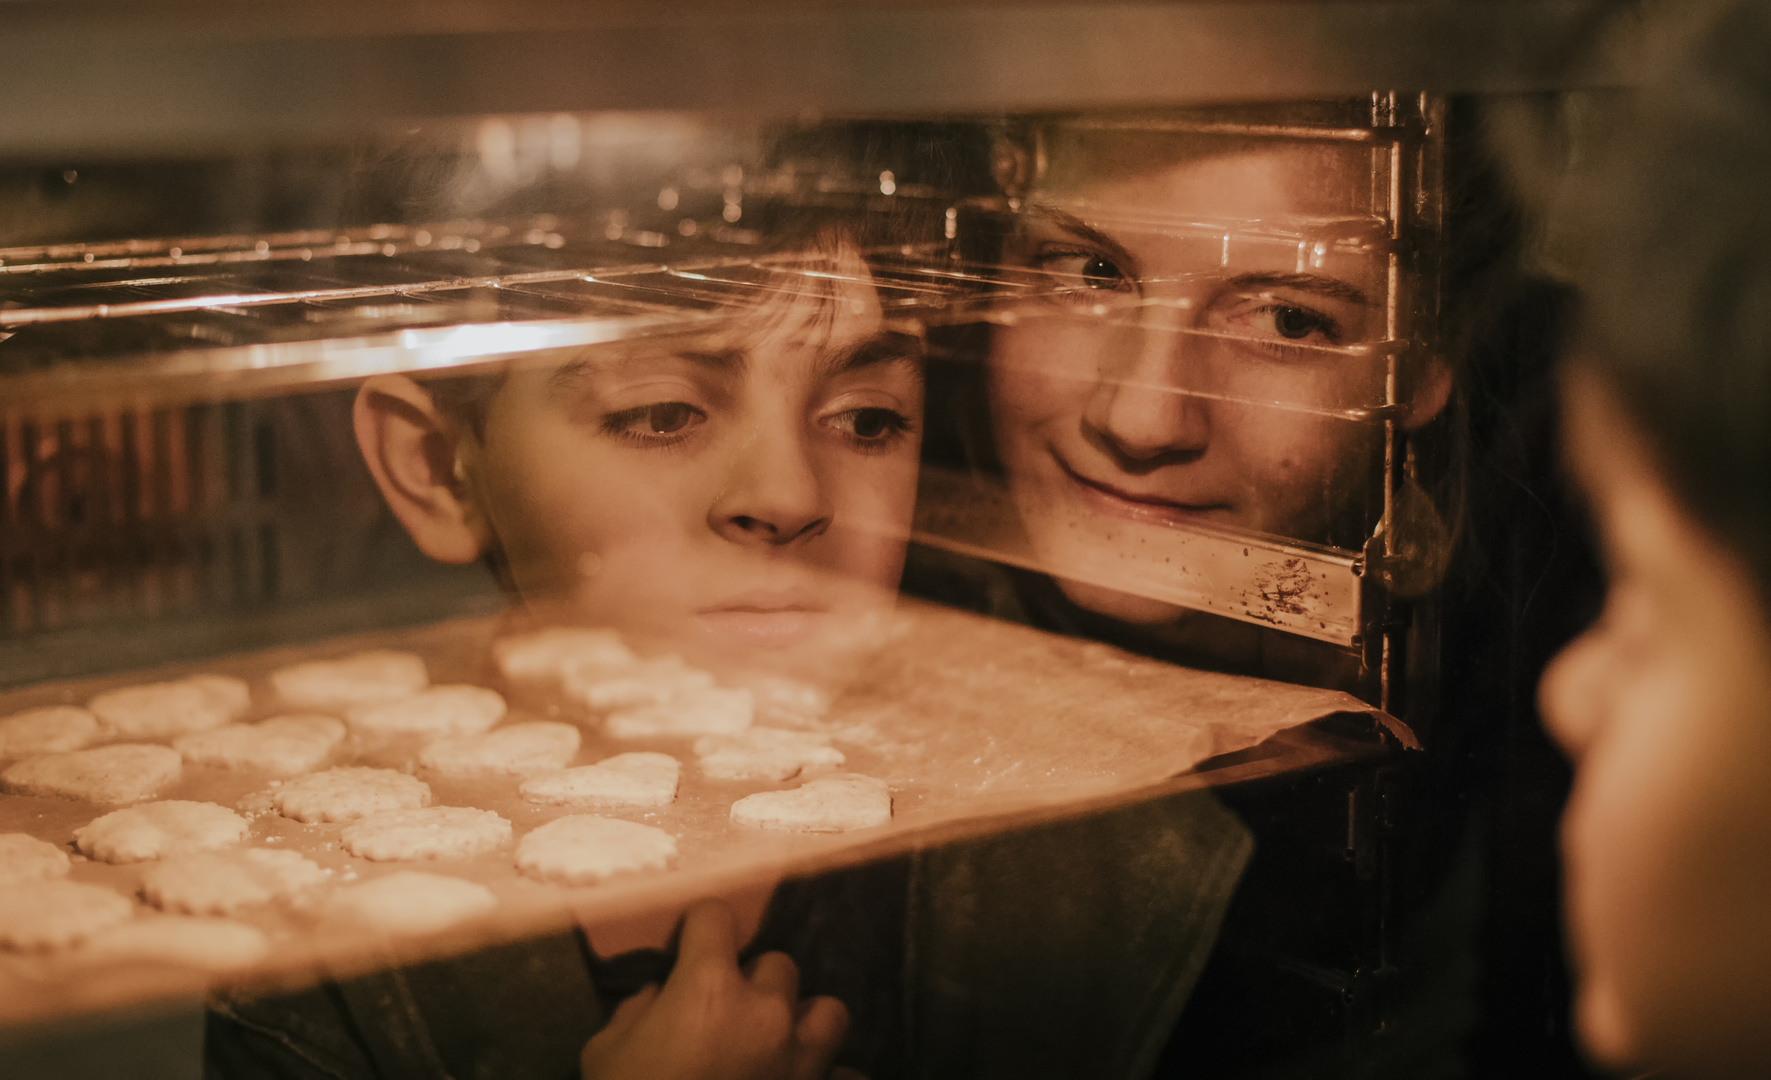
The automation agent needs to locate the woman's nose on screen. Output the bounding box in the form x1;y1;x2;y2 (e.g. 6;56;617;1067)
1083;322;1211;463
709;425;833;548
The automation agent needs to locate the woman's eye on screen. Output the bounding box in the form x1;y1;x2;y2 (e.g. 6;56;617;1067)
826;407;912;449
603;401;706;442
1235;302;1343;347
1079;256;1126;290
1036;251;1133;294
1270;305;1331;340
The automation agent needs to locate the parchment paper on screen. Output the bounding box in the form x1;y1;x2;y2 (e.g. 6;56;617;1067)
0;599;1382;1027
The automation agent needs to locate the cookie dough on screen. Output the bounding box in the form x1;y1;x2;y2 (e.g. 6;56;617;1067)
140;848;329;915
74;800;250;864
694;727;845;781
174;715;346;775
749;677;833;728
271;767;431;823
729;774;892;833
339;807;512;861
494;628;634;684
324;872;497;936
1;743;183;804
515;815;677;885
418;722;581;777
0;833;71;884
82;915;270;969
0;881;134;951
88;674;250;740
604;686;754;739
271;650;429;711
519;752;680;808
564;655;714;712
0;706;100;759
346;685;506;739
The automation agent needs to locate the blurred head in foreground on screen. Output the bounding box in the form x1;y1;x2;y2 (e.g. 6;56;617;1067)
1535;2;1771;1074
354;230;924;696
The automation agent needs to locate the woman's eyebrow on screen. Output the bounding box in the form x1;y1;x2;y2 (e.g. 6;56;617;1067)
1022;206;1142;280
1227;270;1370;306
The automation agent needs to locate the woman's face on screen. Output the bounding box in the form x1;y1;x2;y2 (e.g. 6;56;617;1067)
463;247;923;692
987;140;1392;623
1540;372;1771;1076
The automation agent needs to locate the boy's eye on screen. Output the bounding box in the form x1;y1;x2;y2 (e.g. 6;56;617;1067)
826;407;911;448
603;401;707;442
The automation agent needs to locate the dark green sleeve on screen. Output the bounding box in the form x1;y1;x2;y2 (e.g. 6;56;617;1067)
206;929;607;1080
905;788;1254;1080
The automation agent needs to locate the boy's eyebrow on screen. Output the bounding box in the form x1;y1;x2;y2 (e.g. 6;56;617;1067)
1227;270;1371;307
545;348;746;393
1021;206;1143;281
822;330;925;377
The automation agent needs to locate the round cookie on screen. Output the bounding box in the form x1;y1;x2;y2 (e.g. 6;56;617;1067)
0;880;134;951
271;767;431;824
2;743;183;805
0;706;100;759
418;722;581;777
74;800;250;864
564;655;714;712
515;815;677;885
604;686;754;739
82;915;270;969
694;727;845;782
519;752;680;808
494;628;634;684
174;715;346;776
0;833;72;884
749;677;833;728
141;848;329;915
346;686;506;739
324;872;497;936
729;774;892;833
89;674;250;740
271;650;429;711
339;807;512;861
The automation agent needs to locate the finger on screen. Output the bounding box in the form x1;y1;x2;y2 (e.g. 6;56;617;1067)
600;983;658;1040
673;899;739;976
790;995;849;1080
745;949;800;1001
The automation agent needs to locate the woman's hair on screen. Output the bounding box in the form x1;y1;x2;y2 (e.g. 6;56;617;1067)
1547;0;1771;597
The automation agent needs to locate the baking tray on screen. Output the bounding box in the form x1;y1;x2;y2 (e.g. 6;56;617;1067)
0;598;1401;1027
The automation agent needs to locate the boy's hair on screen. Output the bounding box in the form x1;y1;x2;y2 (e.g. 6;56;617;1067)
1548;0;1771;599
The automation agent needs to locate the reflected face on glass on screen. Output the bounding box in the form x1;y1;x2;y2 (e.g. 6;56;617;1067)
464;245;923;691
1540;372;1771;1076
987;140;1392;624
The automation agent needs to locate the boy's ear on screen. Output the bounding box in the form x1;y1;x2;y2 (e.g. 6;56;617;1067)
353;374;492;565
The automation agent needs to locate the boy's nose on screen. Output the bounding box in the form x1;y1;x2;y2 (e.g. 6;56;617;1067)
709;425;833;547
1083;322;1211;463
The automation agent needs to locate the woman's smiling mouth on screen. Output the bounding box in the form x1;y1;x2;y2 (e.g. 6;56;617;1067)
1053;452;1232;527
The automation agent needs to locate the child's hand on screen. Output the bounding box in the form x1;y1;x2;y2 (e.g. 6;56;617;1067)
580;899;850;1080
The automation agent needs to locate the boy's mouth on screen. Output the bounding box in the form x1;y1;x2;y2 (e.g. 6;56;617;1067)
695;609;828;649
697;591;830;649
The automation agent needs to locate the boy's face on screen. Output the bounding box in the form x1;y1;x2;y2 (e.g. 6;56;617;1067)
987;138;1409;624
1541;371;1771;1075
462;247;923;691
